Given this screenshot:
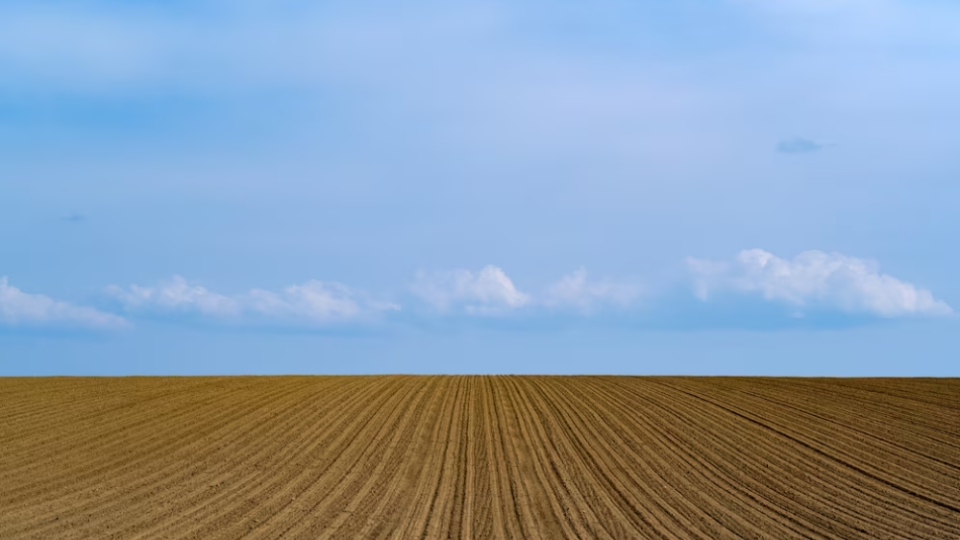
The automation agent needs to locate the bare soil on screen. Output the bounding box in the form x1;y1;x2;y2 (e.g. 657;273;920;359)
1;376;959;539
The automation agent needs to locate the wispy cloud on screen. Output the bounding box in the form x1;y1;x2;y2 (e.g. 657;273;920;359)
3;253;952;334
0;276;127;329
688;249;952;318
107;275;398;325
543;268;642;313
410;266;643;316
410;266;530;315
108;276;239;317
776;137;831;154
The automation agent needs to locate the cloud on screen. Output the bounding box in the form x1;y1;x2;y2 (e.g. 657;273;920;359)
543;268;641;312
688;249;952;318
776;137;830;154
410;266;530;315
107;276;240;317
410;266;643;317
0;276;127;329
244;281;398;323
107;275;397;325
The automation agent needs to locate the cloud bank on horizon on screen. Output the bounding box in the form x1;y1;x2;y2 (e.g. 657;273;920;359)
409;266;642;316
688;250;952;318
542;268;642;313
2;249;950;330
107;276;399;326
0;277;126;329
410;266;531;315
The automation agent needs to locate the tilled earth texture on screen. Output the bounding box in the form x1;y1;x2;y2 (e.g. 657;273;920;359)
2;376;960;539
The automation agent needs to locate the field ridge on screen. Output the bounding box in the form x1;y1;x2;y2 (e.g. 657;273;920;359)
1;376;958;539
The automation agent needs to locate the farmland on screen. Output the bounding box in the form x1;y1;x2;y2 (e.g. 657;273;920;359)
1;376;959;539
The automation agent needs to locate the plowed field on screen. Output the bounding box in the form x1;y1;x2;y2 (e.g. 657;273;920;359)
2;377;959;539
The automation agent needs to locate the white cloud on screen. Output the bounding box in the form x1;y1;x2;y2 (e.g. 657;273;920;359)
543;268;641;312
688;249;952;318
108;275;397;325
0;276;127;329
107;276;240;316
411;266;643;316
245;281;396;323
411;265;530;315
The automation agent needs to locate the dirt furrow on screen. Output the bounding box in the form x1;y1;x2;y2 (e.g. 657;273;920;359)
3;376;959;540
672;379;960;511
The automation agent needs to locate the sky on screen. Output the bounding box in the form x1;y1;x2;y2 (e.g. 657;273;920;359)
2;0;959;375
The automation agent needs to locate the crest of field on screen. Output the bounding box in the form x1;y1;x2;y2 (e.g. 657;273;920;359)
1;376;959;539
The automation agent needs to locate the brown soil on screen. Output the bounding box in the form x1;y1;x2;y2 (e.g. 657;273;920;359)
1;376;959;539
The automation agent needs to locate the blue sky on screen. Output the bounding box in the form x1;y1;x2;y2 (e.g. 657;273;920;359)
2;0;959;375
